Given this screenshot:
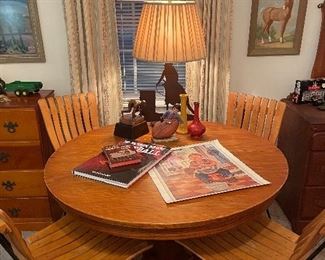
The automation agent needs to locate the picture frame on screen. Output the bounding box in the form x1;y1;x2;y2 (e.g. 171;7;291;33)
0;0;45;63
247;0;307;56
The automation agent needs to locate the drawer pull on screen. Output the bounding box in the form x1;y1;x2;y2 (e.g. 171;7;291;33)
8;208;20;218
3;121;18;133
0;152;9;163
2;181;16;191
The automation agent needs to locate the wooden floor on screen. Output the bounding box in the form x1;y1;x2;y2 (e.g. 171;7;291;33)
0;201;324;259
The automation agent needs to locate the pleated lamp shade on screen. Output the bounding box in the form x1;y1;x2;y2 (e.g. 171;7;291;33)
133;1;206;63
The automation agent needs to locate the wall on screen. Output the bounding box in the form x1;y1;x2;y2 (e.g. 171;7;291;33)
230;0;321;99
0;1;321;98
0;0;70;95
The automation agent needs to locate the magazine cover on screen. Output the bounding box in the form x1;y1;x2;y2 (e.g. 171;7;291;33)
122;140;171;160
149;140;270;203
73;141;171;188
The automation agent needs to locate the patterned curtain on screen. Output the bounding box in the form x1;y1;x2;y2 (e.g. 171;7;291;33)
63;0;123;125
186;0;233;123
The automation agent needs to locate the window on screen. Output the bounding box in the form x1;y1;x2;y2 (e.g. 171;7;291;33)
115;0;186;102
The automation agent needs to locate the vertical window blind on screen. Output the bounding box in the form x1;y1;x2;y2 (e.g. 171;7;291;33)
115;0;186;100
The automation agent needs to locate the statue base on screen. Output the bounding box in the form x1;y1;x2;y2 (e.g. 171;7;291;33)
114;121;149;140
152;135;178;143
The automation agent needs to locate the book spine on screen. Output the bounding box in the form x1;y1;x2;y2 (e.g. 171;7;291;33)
108;159;141;168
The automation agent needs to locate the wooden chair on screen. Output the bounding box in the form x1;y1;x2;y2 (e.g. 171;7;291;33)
38;92;100;151
177;209;325;260
226;92;286;145
0;210;152;259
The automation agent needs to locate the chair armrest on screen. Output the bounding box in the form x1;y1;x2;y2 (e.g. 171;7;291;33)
0;219;10;234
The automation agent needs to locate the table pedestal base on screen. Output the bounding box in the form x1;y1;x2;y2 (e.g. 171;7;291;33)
142;240;197;260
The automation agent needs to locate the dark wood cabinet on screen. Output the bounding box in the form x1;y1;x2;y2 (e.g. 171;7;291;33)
277;100;325;234
0;90;54;230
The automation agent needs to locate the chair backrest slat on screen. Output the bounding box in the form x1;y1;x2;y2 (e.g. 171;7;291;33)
79;93;92;132
47;97;66;147
56;96;72;142
269;101;286;145
255;98;269;137
226;92;237;126
63;95;79;139
38;99;61;151
249;96;262;134
242;94;254;130
72;94;85;135
88;92;100;129
234;94;246;128
38;92;100;151
263;99;277;140
226;92;286;145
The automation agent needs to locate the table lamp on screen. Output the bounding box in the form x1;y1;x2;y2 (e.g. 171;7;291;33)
133;0;206;134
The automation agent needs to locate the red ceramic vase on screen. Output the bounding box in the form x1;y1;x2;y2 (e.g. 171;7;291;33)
188;102;206;138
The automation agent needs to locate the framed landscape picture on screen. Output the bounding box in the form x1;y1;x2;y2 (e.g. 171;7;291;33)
247;0;307;56
0;0;45;63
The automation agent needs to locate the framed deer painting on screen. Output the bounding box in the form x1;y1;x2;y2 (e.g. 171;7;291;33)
248;0;307;56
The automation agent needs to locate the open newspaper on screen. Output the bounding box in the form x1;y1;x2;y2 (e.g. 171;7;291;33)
149;140;270;203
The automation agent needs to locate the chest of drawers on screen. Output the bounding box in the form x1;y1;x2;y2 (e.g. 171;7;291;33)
277;100;325;234
0;90;54;230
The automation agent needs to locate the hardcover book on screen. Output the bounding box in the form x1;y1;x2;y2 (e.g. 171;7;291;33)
149;140;270;203
102;144;141;168
72;140;171;188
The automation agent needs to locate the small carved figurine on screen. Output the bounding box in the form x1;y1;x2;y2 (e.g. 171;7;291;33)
114;99;149;139
119;99;146;125
152;104;182;141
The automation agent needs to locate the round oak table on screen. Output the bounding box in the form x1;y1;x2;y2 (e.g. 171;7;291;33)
44;122;288;240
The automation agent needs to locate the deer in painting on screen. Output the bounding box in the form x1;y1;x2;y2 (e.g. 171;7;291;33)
261;0;294;44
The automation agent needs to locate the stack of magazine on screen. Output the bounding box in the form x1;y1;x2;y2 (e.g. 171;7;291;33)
72;140;171;188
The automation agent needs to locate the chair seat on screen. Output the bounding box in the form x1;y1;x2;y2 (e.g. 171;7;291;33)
26;215;151;260
177;215;299;260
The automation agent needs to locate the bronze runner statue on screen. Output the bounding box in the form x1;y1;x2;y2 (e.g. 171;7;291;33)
156;63;194;114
